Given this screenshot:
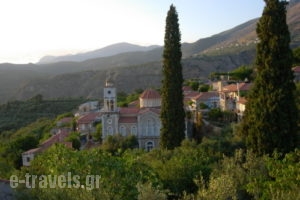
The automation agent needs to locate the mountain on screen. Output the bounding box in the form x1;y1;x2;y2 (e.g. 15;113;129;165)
38;42;160;64
1;0;300;103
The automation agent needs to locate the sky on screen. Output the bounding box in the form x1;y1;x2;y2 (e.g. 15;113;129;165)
0;0;265;64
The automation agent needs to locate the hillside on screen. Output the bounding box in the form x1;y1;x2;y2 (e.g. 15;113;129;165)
38;43;160;64
0;0;299;103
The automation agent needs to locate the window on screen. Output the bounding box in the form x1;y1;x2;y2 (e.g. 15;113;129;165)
131;126;137;135
146;141;154;151
120;126;126;136
26;157;31;162
147;119;155;136
107;126;113;135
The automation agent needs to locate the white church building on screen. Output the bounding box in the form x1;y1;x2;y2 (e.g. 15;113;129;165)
100;80;162;151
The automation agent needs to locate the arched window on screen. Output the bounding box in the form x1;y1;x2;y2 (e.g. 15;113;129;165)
145;141;154;151
107;126;113;135
131;126;137;135
146;118;155;136
120;126;126;136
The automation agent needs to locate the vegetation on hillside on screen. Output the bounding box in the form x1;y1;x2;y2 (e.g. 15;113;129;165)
1;1;300;200
0;95;86;133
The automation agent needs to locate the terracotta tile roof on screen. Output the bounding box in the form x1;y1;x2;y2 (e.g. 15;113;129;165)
293;66;300;73
128;100;139;107
222;82;252;92
182;86;193;93
119;117;137;123
140;89;161;99
194;92;219;100
184;91;200;99
22;129;71;155
57;117;73;124
139;107;160;115
119;107;140;115
77;112;100;124
22;147;43;154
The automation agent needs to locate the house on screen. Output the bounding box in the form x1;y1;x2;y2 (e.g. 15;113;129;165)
78;101;99;113
22;129;72;166
193;92;220;109
236;97;247;121
293;66;300;82
101;81;162;151
219;82;252;111
77;112;101;136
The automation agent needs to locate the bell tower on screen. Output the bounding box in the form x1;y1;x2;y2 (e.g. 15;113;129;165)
101;79;119;139
103;80;117;112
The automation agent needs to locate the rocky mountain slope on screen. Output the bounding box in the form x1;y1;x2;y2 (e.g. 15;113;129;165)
1;0;300;103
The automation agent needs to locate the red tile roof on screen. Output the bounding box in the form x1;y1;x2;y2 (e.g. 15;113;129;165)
77;112;100;124
139;107;160;115
57;117;73;124
184;91;201;99
140;89;161;99
119;107;140;115
194;92;219;100
222;82;252;92
22;129;71;155
119;117;137;123
182;86;193;93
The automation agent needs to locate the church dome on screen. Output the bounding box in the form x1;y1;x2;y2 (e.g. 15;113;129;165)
139;89;161;108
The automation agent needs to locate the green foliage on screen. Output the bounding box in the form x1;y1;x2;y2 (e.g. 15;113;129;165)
209;65;253;81
101;134;139;154
192;149;300;200
117;90;142;107
2;134;39;169
230;65;253;81
91;123;102;142
143;142;214;198
16;145;162;200
199;102;208;109
293;46;300;66
65;132;81;150
208;108;236;124
0;98;85;133
160;5;185;149
240;0;298;155
199;84;210;92
184;80;199;91
137;182;167;200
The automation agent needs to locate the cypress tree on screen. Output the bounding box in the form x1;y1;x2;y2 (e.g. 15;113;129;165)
160;5;185;149
240;0;298;155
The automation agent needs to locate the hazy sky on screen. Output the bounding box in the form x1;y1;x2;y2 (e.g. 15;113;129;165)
0;0;265;64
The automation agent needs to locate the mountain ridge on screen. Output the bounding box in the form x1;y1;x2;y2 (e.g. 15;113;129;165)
38;42;161;64
0;0;299;103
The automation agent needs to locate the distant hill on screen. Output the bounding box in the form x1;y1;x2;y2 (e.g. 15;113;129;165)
0;0;300;103
38;42;160;64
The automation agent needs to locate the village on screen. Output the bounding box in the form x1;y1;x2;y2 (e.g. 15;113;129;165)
21;65;300;167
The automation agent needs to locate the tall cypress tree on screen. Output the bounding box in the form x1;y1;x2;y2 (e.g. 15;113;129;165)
240;0;298;155
160;5;185;149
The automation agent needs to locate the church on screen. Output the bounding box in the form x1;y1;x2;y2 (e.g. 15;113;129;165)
100;80;162;151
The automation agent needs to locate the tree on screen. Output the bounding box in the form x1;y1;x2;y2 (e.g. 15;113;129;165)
240;0;298;155
160;5;185;149
292;46;300;66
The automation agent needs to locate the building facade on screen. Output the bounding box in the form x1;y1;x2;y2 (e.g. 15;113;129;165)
101;81;161;151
